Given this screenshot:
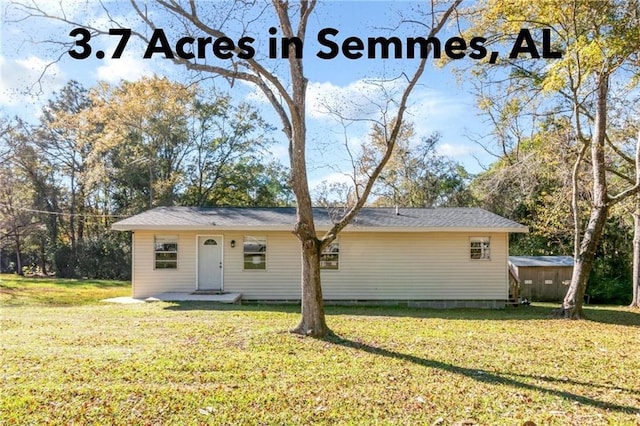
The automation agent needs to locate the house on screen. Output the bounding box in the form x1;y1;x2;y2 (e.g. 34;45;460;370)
111;206;528;307
508;256;574;302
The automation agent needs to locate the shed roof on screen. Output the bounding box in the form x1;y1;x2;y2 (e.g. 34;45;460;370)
112;206;528;233
508;256;574;267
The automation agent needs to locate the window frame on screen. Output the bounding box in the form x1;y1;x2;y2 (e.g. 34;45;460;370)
154;235;178;270
320;240;340;270
243;236;267;270
469;236;491;261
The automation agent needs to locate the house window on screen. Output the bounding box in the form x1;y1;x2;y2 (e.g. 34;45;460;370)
470;237;490;260
545;279;553;285
244;236;266;270
524;279;533;285
155;235;178;269
320;240;339;270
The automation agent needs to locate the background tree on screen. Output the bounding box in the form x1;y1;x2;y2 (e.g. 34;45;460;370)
2;118;61;274
90;76;194;210
0;78;291;277
363;125;473;208
472;117;585;256
632;193;640;307
35;80;95;262
0;150;38;275
179;95;291;207
467;0;640;317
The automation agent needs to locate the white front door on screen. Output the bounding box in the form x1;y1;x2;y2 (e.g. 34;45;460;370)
197;236;222;291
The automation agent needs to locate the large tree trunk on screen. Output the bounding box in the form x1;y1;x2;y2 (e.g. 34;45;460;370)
292;239;329;337
39;240;47;275
563;73;609;319
272;0;331;338
631;196;640;308
563;205;609;318
14;233;23;276
290;146;329;336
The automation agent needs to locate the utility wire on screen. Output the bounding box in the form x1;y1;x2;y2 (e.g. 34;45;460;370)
12;207;129;219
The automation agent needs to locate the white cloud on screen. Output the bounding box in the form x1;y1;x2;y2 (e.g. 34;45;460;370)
242;80;269;104
436;142;479;158
95;56;153;83
404;87;470;136
0;55;66;106
265;142;290;163
309;171;355;191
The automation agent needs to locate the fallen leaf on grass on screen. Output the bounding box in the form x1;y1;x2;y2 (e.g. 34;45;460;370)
198;407;215;416
452;419;478;426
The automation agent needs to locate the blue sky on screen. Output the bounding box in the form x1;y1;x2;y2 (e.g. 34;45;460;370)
1;1;496;191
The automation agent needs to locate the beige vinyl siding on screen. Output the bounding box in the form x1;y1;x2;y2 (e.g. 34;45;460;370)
222;231;301;300
132;231;198;298
321;232;508;300
131;230;509;301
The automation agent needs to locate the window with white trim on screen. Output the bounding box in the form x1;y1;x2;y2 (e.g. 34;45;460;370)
244;236;266;270
470;237;490;260
155;235;178;269
320;240;339;270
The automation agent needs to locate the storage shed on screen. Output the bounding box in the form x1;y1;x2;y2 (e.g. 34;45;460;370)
508;256;574;302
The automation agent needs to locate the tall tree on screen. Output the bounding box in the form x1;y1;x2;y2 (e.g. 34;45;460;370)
14;0;462;336
180;95;289;207
632;192;640;307
3;119;61;273
90;76;193;210
471;118;584;256
89;78;289;212
611;129;640;307
363;125;473;208
468;0;640;318
36;81;94;255
0;130;39;274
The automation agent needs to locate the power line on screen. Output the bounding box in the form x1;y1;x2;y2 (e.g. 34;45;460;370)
14;207;129;219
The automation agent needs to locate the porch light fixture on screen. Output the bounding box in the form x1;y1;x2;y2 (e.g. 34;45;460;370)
230;240;236;248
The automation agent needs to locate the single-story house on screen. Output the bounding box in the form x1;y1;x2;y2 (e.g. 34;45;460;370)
508;255;574;302
112;206;528;307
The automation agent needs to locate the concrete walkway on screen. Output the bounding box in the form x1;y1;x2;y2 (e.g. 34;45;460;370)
103;292;242;304
147;292;242;304
102;296;145;304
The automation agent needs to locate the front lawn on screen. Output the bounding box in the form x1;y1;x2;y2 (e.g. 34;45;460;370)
0;273;130;305
1;276;639;425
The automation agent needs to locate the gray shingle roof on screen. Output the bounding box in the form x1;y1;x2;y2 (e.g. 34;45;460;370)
112;206;528;232
509;256;574;267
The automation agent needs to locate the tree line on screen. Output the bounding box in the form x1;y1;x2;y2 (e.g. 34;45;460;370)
0;77;291;279
1;72;638;306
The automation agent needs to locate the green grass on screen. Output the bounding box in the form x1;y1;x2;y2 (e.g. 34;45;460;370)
0;273;130;305
1;276;639;425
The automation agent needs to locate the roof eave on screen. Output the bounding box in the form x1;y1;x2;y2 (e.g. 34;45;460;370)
112;224;529;233
343;226;529;233
111;224;296;232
